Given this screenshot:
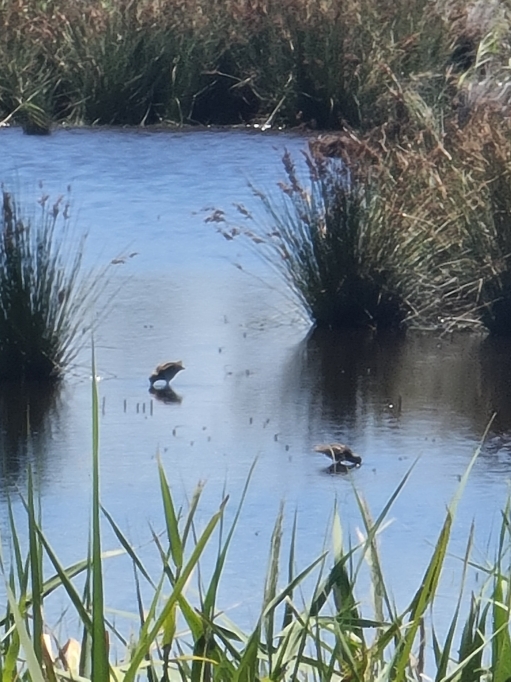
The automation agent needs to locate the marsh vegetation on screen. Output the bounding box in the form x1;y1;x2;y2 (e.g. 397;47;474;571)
3;5;511;670
0;189;107;380
213;105;511;332
0;0;507;131
5;0;511;334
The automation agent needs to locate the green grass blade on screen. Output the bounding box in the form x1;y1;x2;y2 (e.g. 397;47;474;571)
231;627;260;682
203;460;256;618
434;524;474;681
4;584;45;682
281;510;298;633
491;575;511;682
458;598;487;682
101;504;156;588
6;496;25;595
91;346;109;681
263;501;284;675
122;497;228;682
33;521;93;630
2;624;21;682
392;439;484;681
158;457;183;571
26;466;43;667
176;592;205;643
181;482;205;550
264;552;327;616
391;510;451;679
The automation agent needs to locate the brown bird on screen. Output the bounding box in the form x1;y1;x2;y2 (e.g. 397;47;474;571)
149;361;184;389
314;443;362;470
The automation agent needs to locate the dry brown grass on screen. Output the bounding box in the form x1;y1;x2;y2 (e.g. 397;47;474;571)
310;96;511;332
0;0;501;128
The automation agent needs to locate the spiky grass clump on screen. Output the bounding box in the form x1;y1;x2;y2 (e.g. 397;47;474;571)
303;91;511;335
368;106;511;334
258;152;410;329
0;189;105;381
211;104;511;334
457;114;511;335
214;148;442;330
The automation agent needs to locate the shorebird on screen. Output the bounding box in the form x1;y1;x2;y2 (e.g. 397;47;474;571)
149;361;184;389
314;443;362;471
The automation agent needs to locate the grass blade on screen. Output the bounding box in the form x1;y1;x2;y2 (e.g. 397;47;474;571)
91;347;109;681
158;457;183;572
26;466;43;668
4;585;45;682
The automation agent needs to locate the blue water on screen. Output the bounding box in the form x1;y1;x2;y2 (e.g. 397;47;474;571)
0;126;510;665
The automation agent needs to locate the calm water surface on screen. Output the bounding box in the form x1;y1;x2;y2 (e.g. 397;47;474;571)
1;127;511;639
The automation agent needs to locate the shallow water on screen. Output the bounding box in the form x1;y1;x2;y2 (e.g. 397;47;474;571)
1;126;511;644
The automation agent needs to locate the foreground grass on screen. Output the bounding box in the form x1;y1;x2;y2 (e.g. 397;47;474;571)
1;373;511;680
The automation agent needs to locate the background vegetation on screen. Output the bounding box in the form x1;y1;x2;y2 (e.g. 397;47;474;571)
0;0;509;130
5;0;511;337
212;110;511;334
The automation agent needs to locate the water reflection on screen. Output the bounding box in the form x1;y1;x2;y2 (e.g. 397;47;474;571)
480;336;511;428
284;328;408;437
0;381;61;485
478;336;511;465
281;328;504;458
148;386;182;404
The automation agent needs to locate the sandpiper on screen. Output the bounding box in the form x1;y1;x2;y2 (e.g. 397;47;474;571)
149;361;184;389
314;443;362;470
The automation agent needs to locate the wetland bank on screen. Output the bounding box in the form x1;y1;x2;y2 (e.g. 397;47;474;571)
1;126;511;680
3;0;511;677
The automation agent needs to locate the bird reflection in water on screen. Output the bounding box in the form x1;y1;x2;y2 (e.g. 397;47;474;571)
0;381;61;483
149;386;182;404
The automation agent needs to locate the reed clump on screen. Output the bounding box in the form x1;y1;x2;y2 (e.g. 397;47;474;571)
213;149;419;330
0;189;106;381
220;91;511;333
326;101;511;334
167;0;511;334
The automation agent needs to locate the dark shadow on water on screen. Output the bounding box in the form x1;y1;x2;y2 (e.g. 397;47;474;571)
0;381;62;486
478;336;511;461
282;327;408;438
479;336;511;427
149;386;182;404
280;327;511;462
